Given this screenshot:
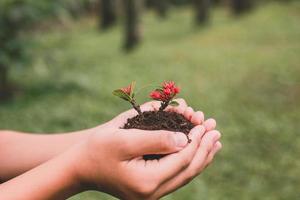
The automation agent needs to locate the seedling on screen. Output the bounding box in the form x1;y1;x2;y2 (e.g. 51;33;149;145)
113;81;180;114
149;81;180;111
113;81;193;160
113;82;142;115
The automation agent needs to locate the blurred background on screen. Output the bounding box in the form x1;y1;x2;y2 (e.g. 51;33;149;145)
0;0;299;199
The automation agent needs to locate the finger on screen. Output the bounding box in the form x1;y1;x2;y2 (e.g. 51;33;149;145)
121;129;189;158
192;130;221;170
172;98;188;114
153;130;221;198
203;118;216;131
204;141;222;167
151;101;161;111
154;125;205;184
140;101;157;112
183;107;194;120
167;98;188;114
191;111;204;125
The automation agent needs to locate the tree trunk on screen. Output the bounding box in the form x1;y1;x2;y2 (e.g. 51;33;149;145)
212;0;222;6
194;0;210;25
231;0;253;15
124;0;143;51
154;0;168;18
100;0;117;29
0;63;8;98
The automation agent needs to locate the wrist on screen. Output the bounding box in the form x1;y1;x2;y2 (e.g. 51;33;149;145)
68;124;112;192
48;146;87;198
66;142;98;192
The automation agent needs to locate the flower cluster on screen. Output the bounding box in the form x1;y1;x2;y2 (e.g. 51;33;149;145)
149;81;180;111
113;81;180;115
150;81;180;101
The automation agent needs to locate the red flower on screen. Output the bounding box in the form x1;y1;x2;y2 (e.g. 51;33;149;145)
150;81;180;102
163;88;172;95
150;91;161;100
162;81;180;97
163;81;175;89
121;84;132;96
173;86;180;94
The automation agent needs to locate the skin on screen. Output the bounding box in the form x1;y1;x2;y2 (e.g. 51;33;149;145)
0;130;91;181
0;99;222;199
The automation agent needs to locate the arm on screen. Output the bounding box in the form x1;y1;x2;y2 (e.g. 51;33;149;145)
0;129;93;182
0;146;83;200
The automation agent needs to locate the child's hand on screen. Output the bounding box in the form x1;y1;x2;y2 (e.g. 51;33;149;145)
70;99;221;199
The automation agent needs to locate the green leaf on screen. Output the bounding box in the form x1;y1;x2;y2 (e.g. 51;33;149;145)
169;100;179;106
113;89;131;101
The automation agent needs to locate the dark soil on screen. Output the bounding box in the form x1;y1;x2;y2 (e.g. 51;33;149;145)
123;111;195;160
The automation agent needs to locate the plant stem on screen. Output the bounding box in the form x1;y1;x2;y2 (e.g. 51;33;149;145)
159;100;170;111
130;99;142;115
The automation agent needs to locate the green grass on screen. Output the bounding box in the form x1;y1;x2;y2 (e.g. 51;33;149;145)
1;2;300;199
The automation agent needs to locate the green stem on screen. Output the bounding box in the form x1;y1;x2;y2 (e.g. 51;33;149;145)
130;99;142;115
159;100;170;111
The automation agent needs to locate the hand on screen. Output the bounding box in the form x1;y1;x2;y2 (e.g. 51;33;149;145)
70;99;222;199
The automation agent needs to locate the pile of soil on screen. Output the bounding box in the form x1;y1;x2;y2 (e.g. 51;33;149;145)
123;111;195;160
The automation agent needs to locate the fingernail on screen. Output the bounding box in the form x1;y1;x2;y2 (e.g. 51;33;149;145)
174;133;188;148
213;131;221;141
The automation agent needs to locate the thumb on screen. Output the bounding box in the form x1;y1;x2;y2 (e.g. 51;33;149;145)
121;129;188;158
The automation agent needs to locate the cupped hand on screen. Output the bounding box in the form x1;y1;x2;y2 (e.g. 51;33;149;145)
72;99;222;200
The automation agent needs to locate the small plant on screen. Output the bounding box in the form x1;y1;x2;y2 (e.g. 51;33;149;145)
149;81;180;111
113;81;193;160
113;81;180;114
113;82;142;115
